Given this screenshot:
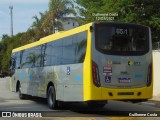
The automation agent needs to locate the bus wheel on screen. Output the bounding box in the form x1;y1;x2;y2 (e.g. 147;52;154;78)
47;86;57;109
19;84;25;99
87;102;106;108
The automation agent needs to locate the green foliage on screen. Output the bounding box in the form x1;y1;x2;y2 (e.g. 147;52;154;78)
0;32;33;73
0;0;77;73
76;0;160;44
1;0;159;73
31;0;76;41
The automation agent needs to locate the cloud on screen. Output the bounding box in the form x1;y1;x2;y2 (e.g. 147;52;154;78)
1;0;49;4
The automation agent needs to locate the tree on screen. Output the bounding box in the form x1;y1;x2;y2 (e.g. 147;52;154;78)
44;0;76;33
32;12;48;41
0;0;78;73
31;0;76;41
76;0;160;44
0;32;31;73
1;34;9;40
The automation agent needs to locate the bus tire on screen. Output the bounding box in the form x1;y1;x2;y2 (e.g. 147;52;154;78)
47;86;57;109
19;84;25;99
87;102;106;108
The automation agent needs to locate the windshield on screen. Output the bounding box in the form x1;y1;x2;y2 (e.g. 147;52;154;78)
95;23;149;55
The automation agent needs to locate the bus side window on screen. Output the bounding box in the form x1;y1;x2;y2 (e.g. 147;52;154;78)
75;31;87;63
10;57;16;75
62;36;75;64
15;52;21;69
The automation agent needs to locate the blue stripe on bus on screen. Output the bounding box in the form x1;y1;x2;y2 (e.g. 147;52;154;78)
28;75;33;79
19;73;25;78
134;74;142;78
76;76;82;81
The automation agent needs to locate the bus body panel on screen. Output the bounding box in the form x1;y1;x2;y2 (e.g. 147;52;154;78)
58;64;83;101
83;22;153;101
12;64;84;101
10;22;153;104
83;85;153;101
92;52;151;88
83;24;93;101
10;23;89;102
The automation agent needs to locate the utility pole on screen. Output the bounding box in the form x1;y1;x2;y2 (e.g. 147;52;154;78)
9;5;13;37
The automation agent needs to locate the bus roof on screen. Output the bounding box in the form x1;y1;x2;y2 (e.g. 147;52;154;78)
12;22;92;53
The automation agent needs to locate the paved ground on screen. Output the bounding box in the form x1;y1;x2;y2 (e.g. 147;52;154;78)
0;77;160;120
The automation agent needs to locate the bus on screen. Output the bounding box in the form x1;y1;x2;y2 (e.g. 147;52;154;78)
10;22;153;109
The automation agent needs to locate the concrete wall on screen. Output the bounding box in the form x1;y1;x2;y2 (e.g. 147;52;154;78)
153;50;160;97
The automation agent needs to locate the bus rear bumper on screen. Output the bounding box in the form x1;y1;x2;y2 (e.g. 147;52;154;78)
84;86;153;101
101;87;153;100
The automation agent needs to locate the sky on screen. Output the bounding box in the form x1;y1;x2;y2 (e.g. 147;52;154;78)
0;0;49;38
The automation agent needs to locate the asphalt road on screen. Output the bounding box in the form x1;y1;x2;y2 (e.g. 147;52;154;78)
0;77;160;118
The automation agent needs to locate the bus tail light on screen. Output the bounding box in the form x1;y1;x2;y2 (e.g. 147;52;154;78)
92;61;101;87
147;63;152;87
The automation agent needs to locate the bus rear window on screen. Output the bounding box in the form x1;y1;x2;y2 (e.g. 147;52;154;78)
95;23;149;55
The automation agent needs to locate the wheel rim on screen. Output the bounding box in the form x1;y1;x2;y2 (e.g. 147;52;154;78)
49;90;54;106
19;86;21;97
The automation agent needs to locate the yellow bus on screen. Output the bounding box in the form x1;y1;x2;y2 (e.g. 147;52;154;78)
10;22;153;109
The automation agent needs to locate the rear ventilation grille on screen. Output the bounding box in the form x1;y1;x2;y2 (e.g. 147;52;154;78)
118;92;134;96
